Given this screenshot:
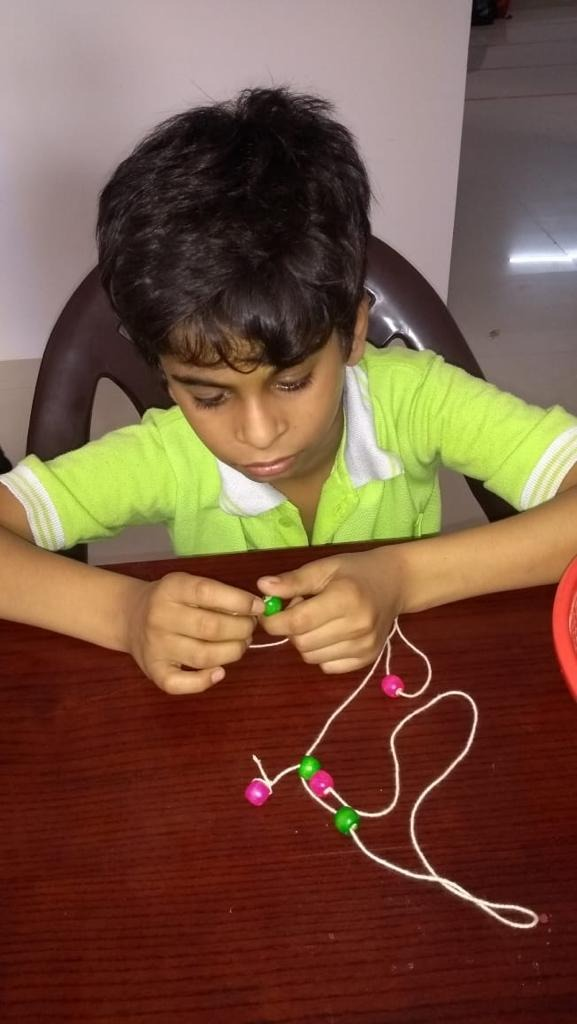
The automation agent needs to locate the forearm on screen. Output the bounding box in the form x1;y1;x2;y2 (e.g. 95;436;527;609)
0;526;147;652
390;486;577;614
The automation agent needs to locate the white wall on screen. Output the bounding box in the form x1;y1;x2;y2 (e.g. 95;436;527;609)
1;0;470;366
0;0;471;559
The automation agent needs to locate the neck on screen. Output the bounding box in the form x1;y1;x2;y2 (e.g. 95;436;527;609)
274;405;344;538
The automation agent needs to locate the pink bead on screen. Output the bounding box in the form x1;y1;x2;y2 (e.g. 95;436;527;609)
309;769;334;796
381;674;405;698
244;778;272;806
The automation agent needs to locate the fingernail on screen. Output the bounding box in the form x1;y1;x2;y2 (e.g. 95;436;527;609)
211;668;225;684
258;576;281;587
251;597;265;614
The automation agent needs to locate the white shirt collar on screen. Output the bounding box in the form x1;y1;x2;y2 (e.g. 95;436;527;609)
216;362;404;516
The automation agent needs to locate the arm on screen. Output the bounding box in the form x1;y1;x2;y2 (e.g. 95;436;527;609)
396;465;577;614
0;486;262;693
257;468;577;674
0;485;141;650
258;357;577;672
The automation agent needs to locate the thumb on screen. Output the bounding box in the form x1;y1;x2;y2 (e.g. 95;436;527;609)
257;557;337;600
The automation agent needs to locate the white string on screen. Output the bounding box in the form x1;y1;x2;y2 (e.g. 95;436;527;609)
393;620;432;699
350;831;537;929
247;619;539;929
252;754;300;789
352;691;466;820
306;623;396;756
249;637;290;649
306;690;537;929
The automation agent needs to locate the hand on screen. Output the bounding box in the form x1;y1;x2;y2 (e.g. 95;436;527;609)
125;573;264;694
257;548;403;674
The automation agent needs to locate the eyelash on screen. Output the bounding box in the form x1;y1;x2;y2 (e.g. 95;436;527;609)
191;373;314;410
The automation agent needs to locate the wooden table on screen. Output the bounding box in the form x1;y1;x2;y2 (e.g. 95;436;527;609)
1;544;576;1023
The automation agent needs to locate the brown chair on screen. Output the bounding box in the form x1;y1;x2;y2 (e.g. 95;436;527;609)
27;235;514;559
364;237;514;524
0;447;13;475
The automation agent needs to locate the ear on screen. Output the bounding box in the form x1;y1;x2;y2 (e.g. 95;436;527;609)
158;359;176;403
346;294;370;367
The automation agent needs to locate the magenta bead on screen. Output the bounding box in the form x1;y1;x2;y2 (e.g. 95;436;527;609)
244;778;271;806
381;674;405;698
309;769;334;796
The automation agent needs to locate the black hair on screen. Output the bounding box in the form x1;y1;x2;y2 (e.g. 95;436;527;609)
97;86;371;368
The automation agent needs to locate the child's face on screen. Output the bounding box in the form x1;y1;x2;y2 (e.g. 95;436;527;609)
161;301;368;484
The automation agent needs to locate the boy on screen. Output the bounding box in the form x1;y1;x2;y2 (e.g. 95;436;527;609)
1;87;577;695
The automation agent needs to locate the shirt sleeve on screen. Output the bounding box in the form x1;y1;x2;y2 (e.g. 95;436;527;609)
403;354;577;510
0;411;177;550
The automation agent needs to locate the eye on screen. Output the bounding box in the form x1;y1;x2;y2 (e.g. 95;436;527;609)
191;391;229;410
275;372;313;394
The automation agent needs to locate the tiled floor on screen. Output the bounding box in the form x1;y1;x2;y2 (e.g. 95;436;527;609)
445;0;577;527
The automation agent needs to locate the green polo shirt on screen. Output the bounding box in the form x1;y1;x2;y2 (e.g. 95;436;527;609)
3;348;577;555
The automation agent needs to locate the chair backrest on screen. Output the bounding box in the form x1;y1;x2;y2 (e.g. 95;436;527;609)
27;266;172;464
26;235;514;559
0;448;13;475
364;236;514;524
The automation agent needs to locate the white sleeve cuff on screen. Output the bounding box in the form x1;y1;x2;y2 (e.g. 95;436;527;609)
1;464;66;550
520;426;577;509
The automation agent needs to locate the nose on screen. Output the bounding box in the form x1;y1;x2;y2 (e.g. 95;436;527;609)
236;397;287;452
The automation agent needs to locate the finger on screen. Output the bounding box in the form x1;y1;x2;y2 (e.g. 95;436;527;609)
319;658;368;675
296;639;374;666
261;589;342;637
290;619;355;654
171;635;251;670
166;573;264;616
166;605;257;643
155;665;226;696
257;557;337;601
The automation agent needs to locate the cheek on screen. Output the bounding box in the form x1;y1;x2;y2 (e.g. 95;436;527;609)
180;405;233;455
310;372;345;424
292;391;340;443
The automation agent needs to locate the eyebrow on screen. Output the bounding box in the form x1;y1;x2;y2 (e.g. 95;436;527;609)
169;362;309;388
169;372;230;388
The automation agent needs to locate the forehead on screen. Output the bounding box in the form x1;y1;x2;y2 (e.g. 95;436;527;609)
164;331;262;371
163;319;344;374
162;351;275;381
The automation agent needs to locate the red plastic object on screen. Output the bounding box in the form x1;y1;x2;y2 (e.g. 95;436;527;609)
552;555;577;701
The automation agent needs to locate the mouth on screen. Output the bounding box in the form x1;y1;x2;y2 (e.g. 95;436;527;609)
241;454;297;478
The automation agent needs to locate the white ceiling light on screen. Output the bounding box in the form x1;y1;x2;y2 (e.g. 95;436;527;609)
509;251;577;265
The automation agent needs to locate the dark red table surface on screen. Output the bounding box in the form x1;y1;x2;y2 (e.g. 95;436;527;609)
1;543;576;1023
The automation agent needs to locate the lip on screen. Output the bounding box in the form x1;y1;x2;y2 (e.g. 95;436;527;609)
241;454;297;478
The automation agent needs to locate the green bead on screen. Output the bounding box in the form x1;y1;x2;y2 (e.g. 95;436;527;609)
263;595;284;616
298;755;321;780
334;806;360;835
